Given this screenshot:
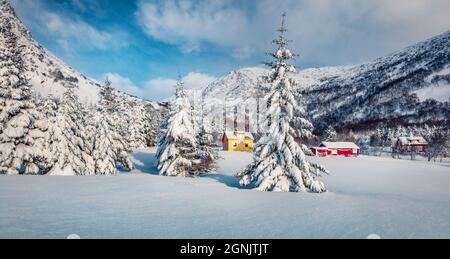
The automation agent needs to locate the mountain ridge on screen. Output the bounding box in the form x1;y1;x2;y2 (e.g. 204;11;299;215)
0;0;160;109
201;30;450;132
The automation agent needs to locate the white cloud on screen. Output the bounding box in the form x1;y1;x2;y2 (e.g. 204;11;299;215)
102;72;217;101
136;0;249;53
102;73;145;98
10;0;128;52
144;78;177;100
253;0;450;64
145;72;217;100
182;72;217;90
136;0;450;65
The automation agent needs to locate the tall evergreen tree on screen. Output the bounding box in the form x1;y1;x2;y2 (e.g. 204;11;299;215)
156;78;200;177
127;101;148;149
145;104;162;147
37;94;58;173
236;14;327;192
46;83;94;175
92;109;117;175
94;78;134;172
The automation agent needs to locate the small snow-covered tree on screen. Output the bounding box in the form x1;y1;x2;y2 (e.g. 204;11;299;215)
425;126;449;162
145;104;162;146
236;14;327;193
195;97;218;173
156;78;200;177
322;126;337;142
127;101;148;149
0;19;45;175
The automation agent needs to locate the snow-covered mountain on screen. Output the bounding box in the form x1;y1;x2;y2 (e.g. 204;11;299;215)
0;0;159;108
202;31;450;132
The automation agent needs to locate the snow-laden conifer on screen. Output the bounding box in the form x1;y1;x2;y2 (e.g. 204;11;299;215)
156;78;200;177
322;126;337;142
93;78;134;173
0;18;45;175
46;83;94;175
236;14;327;192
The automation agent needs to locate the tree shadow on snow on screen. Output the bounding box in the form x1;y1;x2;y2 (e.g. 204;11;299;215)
202;173;254;190
120;151;159;175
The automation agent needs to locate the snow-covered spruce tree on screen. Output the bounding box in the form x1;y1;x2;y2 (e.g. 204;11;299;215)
36;94;58;173
91;109;117;175
94;78;133;172
110;98;135;168
46;83;94;175
236;14;327;193
145;104;162;146
83;103;97;157
112;98;147;150
127;101;148;149
0;18;45;175
425;126;449;162
322;126;337;142
156;78;201;177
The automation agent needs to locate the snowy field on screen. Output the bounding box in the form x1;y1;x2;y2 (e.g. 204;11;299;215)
0;148;449;239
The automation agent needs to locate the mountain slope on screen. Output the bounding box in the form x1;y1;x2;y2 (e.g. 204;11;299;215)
0;0;158;108
202;31;450;132
302;31;450;130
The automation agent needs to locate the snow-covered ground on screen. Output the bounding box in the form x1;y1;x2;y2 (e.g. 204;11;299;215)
0;148;449;239
414;84;450;102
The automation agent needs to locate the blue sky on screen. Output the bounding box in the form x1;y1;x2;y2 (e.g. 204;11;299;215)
10;0;450;100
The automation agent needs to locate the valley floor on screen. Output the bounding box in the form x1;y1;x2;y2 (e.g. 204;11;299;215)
0;148;449;239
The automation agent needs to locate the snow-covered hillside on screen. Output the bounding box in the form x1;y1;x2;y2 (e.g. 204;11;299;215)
0;148;448;238
202;31;450;131
0;0;157;108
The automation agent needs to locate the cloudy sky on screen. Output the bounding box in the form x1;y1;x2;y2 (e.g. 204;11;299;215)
10;0;450;100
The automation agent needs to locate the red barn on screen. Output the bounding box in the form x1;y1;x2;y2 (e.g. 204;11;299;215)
311;142;360;157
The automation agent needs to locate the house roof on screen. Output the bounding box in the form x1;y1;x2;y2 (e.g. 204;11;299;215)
398;136;427;145
223;131;254;140
320;142;359;149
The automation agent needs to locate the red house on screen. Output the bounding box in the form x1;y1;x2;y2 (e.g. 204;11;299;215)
311;142;360;157
394;136;427;153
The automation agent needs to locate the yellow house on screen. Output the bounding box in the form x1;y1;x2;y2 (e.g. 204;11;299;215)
222;131;254;153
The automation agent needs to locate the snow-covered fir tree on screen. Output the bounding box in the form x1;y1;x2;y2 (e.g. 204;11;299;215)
46;83;94;175
127;101;148;149
236;13;327;193
145;104;162;146
36;94;58;173
424;126;449;162
83;103;97;158
111;97;147;150
156;78;201;177
91;109;117;175
93;78;133;172
0;18;46;175
322;126;337;142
